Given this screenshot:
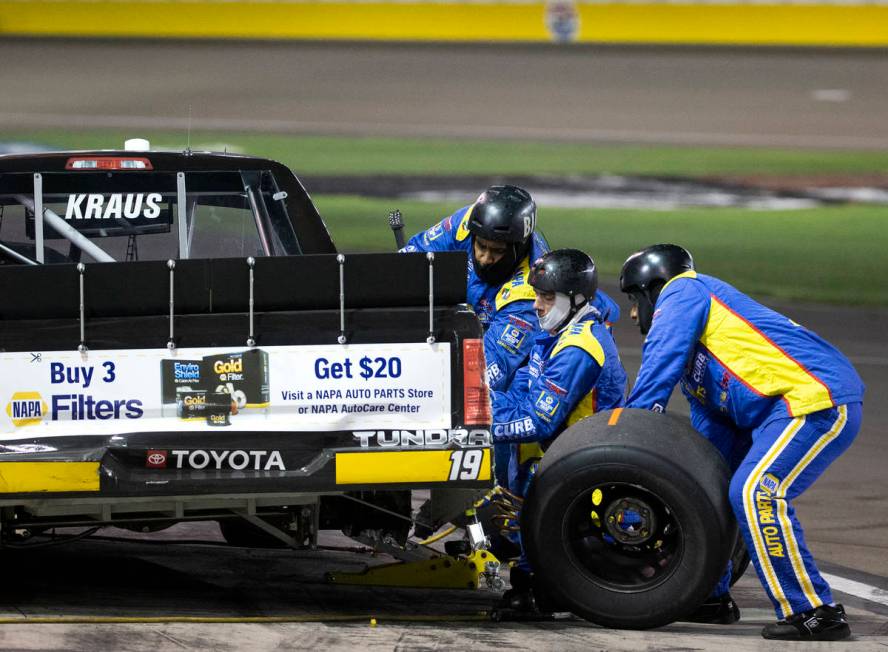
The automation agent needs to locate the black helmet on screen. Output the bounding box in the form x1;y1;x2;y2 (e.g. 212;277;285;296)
529;249;598;331
620;244;694;334
468;185;536;286
468;185;536;244
529;249;598;300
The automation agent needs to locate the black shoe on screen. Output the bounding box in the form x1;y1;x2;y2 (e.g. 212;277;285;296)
761;604;851;641
499;586;538;612
683;594;741;624
497;573;560;615
494;586;561;622
509;566;533;592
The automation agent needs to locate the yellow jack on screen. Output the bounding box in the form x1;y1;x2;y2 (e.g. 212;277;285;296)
327;549;503;590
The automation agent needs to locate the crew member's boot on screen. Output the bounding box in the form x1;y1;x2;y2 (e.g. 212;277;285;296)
496;567;560;618
682;594;741;624
761;603;851;641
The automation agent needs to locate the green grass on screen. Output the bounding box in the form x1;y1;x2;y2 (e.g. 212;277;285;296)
3;128;885;304
4;129;888;177
315;195;886;305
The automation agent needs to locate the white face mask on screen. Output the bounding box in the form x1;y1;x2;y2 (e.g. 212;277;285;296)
538;293;572;331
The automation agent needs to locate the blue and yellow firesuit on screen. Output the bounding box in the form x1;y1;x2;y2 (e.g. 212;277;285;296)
492;309;628;496
404;204;620;486
626;271;865;620
403;204;620;395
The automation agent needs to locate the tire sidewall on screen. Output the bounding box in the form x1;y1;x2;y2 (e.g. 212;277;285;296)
524;443;732;629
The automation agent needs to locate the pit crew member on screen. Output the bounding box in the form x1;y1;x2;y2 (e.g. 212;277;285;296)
491;249;627;605
402;185;620;395
621;243;865;641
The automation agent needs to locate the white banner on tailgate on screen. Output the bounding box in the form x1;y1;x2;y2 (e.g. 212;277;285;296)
0;343;451;439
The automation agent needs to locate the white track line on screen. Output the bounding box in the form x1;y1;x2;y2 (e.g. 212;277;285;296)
822;573;888;607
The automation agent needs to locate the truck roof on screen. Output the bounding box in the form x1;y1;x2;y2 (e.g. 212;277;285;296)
0;149;336;260
0;149;291;174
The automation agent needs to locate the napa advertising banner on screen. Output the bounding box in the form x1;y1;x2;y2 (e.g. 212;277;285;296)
1;343;451;439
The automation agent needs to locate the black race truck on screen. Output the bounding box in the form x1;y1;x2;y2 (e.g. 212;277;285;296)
0;146;737;629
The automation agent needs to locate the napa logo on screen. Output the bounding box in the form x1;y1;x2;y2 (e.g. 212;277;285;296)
498;324;526;352
759;473;780;495
6;391;48;427
534;390;560;418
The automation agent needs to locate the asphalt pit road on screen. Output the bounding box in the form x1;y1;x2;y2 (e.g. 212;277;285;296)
0;543;255;616
0;530;496;621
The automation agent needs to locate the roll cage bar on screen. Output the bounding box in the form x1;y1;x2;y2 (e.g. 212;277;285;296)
6;172;278;265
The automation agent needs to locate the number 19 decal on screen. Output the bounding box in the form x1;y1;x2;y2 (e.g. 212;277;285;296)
448;449;484;481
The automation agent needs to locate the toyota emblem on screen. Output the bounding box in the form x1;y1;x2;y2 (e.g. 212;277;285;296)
146;450;168;468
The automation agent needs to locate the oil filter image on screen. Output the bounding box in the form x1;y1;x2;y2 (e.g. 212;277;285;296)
160;359;202;398
176;389;208;420
176;390;234;426
161;349;269;422
202;349;270;409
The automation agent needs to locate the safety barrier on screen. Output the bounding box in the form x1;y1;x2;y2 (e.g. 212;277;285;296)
0;0;886;47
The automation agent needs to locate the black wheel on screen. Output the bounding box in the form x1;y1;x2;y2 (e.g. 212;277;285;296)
730;530;752;586
522;408;736;629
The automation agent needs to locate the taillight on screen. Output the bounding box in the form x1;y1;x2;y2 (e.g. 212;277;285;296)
65;157;153;171
463;339;491;425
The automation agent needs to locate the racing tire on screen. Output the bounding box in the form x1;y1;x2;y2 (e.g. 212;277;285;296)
522;408;737;630
730;531;752;587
